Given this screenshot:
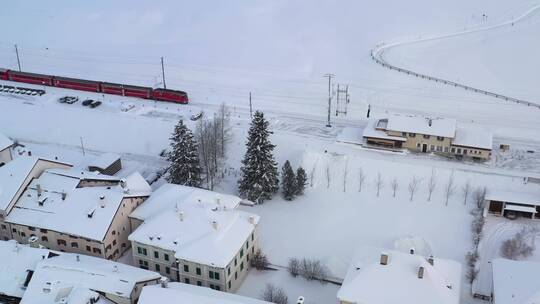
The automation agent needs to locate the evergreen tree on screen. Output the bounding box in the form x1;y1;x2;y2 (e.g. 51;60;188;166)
281;160;296;201
238;111;279;203
295;167;307;195
167;120;202;187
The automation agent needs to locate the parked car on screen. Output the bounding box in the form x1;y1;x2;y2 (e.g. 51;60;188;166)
58;96;68;103
65;96;78;104
190;111;203;121
31;91;38;96
89;100;102;108
82;99;93;106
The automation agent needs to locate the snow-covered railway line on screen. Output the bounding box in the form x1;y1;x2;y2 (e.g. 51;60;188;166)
370;4;540;109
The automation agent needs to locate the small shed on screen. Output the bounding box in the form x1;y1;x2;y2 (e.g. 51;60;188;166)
88;153;122;176
485;190;540;219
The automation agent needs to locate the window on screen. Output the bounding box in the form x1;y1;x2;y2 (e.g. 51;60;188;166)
28;227;35;231
112;230;116;235
57;239;66;246
71;242;78;248
12;228;16;233
215;272;220;280
416;143;421;148
423;134;430;139
451;147;456;153
251;233;254;241
437;136;444;141
247;253;250;262
93;248;102;254
234;258;237;266
252;247;254;254
246;240;249;249
444;147;449;153
1;224;6;230
139;260;149;270
154;251;159;259
112;239;117;246
436;146;442;152
137;247;147;256
155;264;160;272
240;262;244;271
215;285;221;291
165;267;170;274
41;236;48;242
228;281;231;289
409;133;416;137
457;148;462;154
209;271;214;279
197;281;202;286
430;145;435;151
196;267;201;275
240;249;244;258
86;245;91;252
40;229;48;233
164;254;169;261
184;265;189;273
21;232;26;237
184;278;190;284
209;284;215;289
235;271;238;280
122;243;126;248
463;149;468;155
227;267;230;276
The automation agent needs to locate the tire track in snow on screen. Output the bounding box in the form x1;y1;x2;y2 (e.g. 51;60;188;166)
371;4;540;109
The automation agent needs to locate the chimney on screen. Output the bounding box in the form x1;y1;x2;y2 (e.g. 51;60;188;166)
216;196;221;206
76;255;80;262
178;211;184;221
61;191;67;201
380;253;389;265
428;255;434;266
409;248;415;255
212;221;218;230
113;265;118;273
160;277;169;288
37;184;43;197
297;296;305;304
417;266;424;279
428;118;433;127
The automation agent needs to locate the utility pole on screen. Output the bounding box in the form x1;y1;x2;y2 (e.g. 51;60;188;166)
323;73;335;127
249;92;253;118
160;57;166;89
14;44;21;72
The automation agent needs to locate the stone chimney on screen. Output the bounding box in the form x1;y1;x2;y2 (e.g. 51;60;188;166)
61;191;67;201
409;248;415;255
380;253;389;265
428;255;434;266
37;184;43;197
178;211;184;221
212;221;218;230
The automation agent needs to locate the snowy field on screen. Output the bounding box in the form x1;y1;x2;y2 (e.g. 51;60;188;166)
2;0;540;303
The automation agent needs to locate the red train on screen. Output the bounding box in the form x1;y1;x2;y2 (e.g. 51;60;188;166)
0;68;188;104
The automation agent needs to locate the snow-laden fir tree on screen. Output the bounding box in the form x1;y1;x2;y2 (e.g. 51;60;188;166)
238;111;279;203
295;167;307;196
167;119;202;187
281;160;296;201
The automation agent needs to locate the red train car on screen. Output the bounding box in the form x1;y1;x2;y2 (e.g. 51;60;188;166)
8;70;54;86
0;68;9;80
53;76;100;92
101;82;125;96
153;88;188;104
123;84;152;99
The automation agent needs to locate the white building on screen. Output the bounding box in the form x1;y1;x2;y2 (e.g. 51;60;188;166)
0;131;14;165
485;189;540;219
492;258;540;304
139;282;272;304
20;247;161;304
0;240;58;303
337;247;461;304
129;184;260;292
0;159;152;260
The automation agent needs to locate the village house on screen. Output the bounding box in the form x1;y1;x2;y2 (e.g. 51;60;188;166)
337;247;461;304
0;157;152;260
484;189;540;219
139;281;273;304
0;131;14;166
363;114;493;160
128;183;260;293
0;240;58;303
491;258;540;304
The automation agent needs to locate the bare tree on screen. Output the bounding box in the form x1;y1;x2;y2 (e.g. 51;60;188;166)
444;170;456;206
473;186;487;209
358;168;366;192
390;178;399;198
261;284;288;304
309;164;316;187
288;258;300;277
375;172;384;197
462;180;471;205
217;102;232;157
251;249;269;270
408;176;420;202
427;168;437;202
500;228;537;260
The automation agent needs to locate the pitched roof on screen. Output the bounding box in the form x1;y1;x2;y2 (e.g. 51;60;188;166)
0;131;13;151
337;247;461;304
386;115;457;138
21;253;160;304
139;283;272;304
0;240;55;299
452;127;493;150
486;190;540;207
492;258;540;304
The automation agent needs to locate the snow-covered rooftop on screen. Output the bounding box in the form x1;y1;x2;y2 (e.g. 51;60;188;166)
362;119;407;142
486;189;540;207
21;252;160;304
452;126;493;150
0;157;71;214
130;183;242;221
139;283;272;304
47;167;120;182
0;131;13;151
492;258;540;304
0;240;56;299
88;153;121;170
337;247;461;304
6;169;150;241
129;184;258;267
386;114;457;138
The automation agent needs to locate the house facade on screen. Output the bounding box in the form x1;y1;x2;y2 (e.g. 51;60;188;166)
129;184;259;293
363;115;492;160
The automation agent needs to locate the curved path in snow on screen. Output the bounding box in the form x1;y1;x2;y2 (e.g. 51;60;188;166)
371;4;540;109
